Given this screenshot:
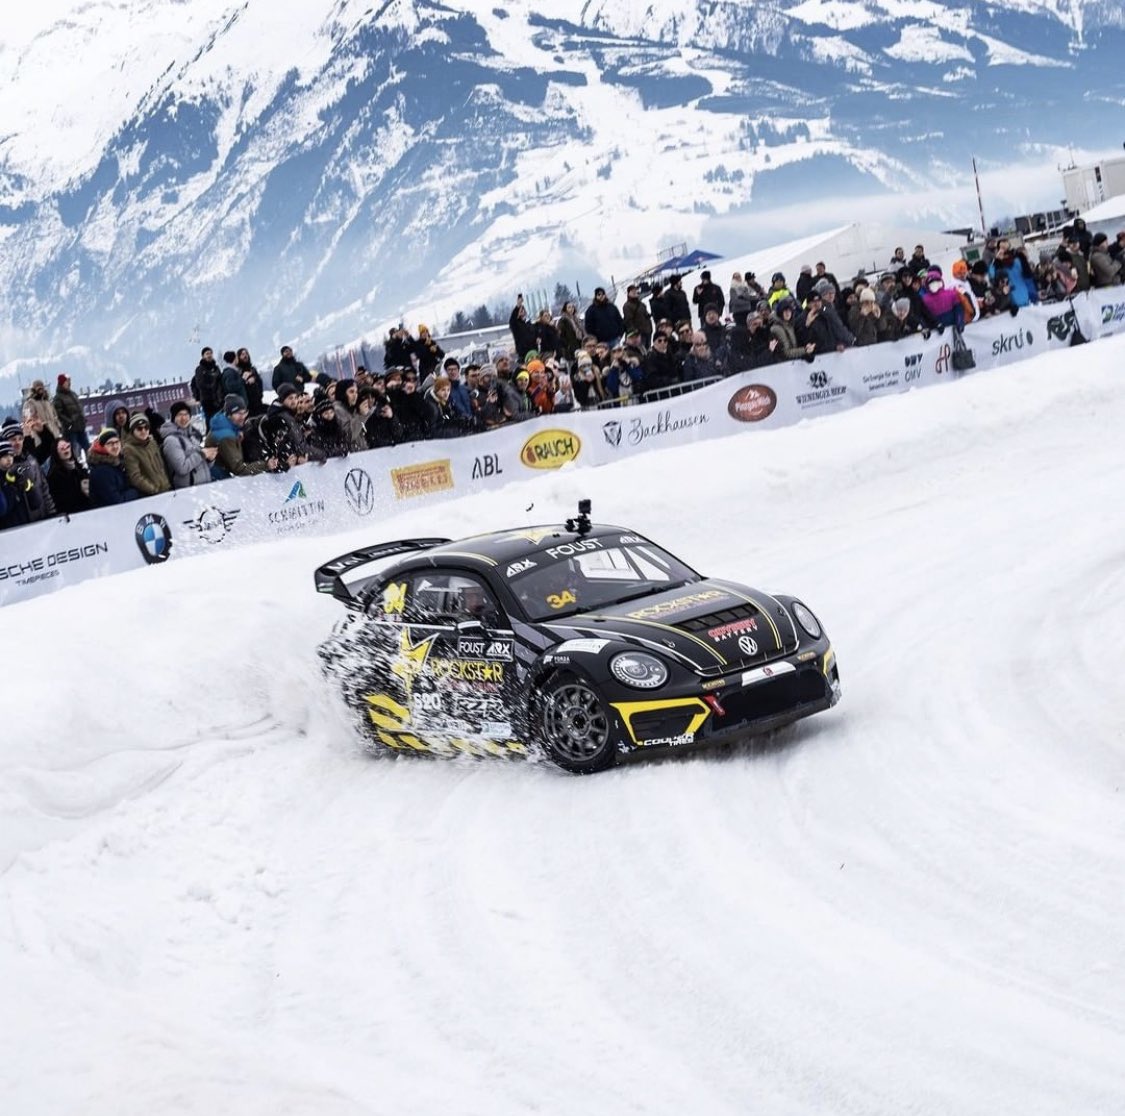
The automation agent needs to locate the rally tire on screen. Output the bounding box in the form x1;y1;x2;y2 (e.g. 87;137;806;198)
539;672;618;774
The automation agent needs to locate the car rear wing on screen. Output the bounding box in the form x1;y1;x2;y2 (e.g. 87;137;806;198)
314;538;451;606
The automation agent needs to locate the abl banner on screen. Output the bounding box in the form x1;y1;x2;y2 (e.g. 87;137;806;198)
0;292;1113;607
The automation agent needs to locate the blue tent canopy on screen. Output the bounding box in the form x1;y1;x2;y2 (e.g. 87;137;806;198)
636;248;722;280
673;249;722;270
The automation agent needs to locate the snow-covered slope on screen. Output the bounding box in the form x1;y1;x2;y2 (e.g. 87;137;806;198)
1;0;1123;385
3;338;1124;1113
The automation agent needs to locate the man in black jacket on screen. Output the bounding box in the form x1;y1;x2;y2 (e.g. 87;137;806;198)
691;270;725;325
648;281;671;325
53;374;89;456
641;333;680;397
796;291;836;355
261;384;323;468
665;274;691;325
583;288;625;346
271;346;312;393
382;327;414;371
191;347;225;425
508;295;538;361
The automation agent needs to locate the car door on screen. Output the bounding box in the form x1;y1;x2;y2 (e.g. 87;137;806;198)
376;566;518;746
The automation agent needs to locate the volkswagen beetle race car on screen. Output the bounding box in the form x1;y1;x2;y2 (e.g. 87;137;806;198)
315;503;840;773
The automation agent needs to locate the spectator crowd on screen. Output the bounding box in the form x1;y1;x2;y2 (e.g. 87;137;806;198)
2;218;1121;533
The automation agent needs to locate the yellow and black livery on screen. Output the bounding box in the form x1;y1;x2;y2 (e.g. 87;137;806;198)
315;503;840;773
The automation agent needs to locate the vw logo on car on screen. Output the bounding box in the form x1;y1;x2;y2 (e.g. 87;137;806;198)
738;635;758;656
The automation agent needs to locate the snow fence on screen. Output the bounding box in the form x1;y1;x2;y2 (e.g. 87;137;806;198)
2;290;1121;607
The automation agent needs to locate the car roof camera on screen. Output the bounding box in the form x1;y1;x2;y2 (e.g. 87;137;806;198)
566;499;592;537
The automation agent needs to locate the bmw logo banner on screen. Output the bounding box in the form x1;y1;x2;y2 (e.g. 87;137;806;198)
134;513;174;564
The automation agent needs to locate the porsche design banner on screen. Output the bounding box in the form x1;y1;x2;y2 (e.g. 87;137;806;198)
0;292;1114;606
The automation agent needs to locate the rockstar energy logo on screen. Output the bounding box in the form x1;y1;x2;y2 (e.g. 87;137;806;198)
627;589;726;620
391;459;454;499
521;429;582;470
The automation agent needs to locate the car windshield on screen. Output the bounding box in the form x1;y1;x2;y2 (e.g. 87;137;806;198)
510;537;699;621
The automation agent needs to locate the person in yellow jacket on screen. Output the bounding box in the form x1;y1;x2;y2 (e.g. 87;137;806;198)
766;272;793;307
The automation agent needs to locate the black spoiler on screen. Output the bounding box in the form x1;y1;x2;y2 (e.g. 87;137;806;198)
314;538;451;605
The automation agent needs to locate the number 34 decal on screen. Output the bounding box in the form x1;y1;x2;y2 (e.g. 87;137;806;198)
546;589;577;610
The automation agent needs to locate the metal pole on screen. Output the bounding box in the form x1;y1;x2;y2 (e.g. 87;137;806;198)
973;156;987;235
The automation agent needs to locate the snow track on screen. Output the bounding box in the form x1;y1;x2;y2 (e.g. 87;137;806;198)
3;340;1125;1113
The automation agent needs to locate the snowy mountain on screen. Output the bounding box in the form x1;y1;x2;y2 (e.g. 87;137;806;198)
0;0;1121;384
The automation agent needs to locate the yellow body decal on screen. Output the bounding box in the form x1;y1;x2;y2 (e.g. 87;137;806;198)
822;647;835;677
609;697;712;745
366;693;410;720
382;581;407;615
391;629;438;699
369;709;409;732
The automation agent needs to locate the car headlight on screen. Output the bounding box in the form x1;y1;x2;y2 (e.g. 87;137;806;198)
791;601;822;640
610;652;669;689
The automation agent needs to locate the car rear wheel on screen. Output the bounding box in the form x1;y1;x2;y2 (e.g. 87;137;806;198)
540;673;618;774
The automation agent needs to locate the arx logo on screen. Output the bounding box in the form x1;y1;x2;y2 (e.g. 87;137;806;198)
505;558;536;577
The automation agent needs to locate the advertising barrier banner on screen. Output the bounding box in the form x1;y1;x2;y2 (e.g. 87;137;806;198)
0;292;1114;607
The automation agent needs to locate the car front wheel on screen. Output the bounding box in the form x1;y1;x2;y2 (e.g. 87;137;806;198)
539;673;618;774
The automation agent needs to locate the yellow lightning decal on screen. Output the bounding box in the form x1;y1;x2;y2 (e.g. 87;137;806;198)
390;628;438;701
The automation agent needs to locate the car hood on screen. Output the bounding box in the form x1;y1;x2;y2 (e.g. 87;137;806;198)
542;578;798;675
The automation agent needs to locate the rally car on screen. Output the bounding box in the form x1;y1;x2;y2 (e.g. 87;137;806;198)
315;502;840;773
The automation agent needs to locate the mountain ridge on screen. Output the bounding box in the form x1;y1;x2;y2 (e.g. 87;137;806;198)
1;0;1121;383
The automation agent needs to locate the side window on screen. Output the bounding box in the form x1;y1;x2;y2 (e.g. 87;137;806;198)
399;570;503;627
373;577;409;620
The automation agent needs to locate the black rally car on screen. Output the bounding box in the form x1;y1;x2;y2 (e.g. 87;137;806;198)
315;503;840;773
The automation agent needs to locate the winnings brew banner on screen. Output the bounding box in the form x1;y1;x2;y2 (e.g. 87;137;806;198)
0;292;1112;607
